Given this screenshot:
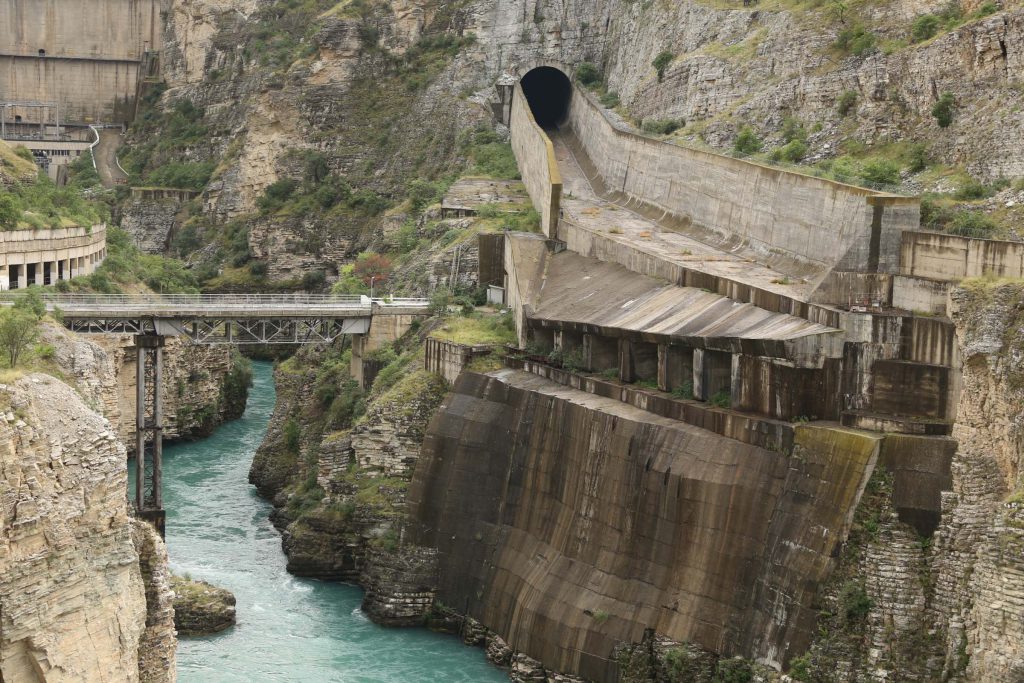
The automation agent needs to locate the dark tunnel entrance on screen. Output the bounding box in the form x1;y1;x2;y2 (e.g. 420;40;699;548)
520;67;572;129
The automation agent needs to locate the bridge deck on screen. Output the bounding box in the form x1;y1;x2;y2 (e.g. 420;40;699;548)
0;293;431;344
0;293;430;317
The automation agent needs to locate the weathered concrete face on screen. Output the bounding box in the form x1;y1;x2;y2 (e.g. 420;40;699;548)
509;83;561;237
409;369;880;678
0;0;164;124
900;230;1024;282
556;86;918;278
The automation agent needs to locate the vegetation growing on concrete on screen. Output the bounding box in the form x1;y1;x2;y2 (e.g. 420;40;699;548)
0;167;108;230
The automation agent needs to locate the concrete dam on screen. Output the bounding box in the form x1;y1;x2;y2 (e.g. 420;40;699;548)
0;0;165;127
408;65;972;677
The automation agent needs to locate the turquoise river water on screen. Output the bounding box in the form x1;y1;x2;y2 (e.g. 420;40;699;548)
135;360;505;682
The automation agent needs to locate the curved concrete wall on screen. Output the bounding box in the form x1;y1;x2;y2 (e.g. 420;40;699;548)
410;370;879;677
510;85;561;238
0;223;107;289
562;88;919;277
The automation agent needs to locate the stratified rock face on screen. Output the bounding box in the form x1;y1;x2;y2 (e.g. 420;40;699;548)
409;369;879;679
931;282;1024;682
43;323;248;446
0;373;174;683
171;575;237;636
120;197;182;254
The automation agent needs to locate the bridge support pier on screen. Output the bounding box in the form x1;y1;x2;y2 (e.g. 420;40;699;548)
134;334;165;538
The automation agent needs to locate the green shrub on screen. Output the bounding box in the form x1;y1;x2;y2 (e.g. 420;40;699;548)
948;211;998;238
733;126;762;155
599;91;620;108
283;418;301;454
860;158;900;186
575;62;602;87
974;1;998;16
905;143;930;172
781;116;807;143
0;307;39;367
641;118;684;135
652;51;674;82
710;390;731;408
954;178;993;200
771;139;808;163
932;92;955;128
839;581;872;625
835;25;877;56
837;90;858;116
713;658;753;683
147;161;215;190
911;14;941;41
258;178;299;212
788;653;813;682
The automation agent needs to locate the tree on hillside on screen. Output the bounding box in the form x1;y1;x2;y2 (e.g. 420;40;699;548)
0;307;39;367
353;252;393;288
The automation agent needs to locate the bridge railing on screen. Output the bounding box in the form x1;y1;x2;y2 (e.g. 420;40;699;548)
0;293;431;311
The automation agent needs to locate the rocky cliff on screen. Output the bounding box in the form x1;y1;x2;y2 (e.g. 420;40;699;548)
43;322;250;446
0;374;175;682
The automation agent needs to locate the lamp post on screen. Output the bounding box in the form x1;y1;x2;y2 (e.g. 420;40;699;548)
369;275;377;301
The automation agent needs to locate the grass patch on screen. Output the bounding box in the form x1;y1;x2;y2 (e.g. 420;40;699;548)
428;311;515;345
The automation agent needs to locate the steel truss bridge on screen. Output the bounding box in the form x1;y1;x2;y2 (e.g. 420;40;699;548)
1;293;430;536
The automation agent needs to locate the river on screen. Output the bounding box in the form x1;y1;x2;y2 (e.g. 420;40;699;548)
137;360;506;682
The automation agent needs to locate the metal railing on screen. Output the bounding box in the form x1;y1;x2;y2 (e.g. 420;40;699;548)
0;292;430;313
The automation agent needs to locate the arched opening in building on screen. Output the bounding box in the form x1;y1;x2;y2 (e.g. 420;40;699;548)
519;67;572;129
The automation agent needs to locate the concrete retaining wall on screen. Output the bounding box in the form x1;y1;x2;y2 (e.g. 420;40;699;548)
0;223;107;288
564;87;918;277
510;86;561;238
900;230;1024;281
424;337;498;384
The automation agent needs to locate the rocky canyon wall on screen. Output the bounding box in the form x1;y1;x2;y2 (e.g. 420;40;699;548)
43;322;249;447
0;374;175;683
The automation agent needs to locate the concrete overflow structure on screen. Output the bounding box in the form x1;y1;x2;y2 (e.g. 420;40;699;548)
0;223;107;289
407;65;1024;676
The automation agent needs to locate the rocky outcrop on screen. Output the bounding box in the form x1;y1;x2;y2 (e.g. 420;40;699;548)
120;196;185;254
0;373;175;682
43;322;251;446
171;575;237;636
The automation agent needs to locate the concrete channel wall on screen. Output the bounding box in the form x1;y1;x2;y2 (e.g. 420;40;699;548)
509;86;561;238
900;230;1024;280
424;338;498;384
0;223;107;289
563;87;919;276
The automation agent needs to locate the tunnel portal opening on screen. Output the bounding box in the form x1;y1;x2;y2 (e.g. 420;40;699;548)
520;67;572;129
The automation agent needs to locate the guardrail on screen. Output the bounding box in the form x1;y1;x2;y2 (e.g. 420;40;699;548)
0;292;431;314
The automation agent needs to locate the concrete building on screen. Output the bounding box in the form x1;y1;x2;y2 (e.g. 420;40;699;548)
0;224;107;289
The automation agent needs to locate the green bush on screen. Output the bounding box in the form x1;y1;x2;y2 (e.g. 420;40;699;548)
734;126;762;155
948;211;998;238
905;143;929;173
837;90;858;116
0;307;39;367
652;50;674;82
932;92;955;128
710;390;731;408
860;158;900;186
713;658;753;683
911;14;941;41
258;178;299;212
641;118;684;135
599;91;620;108
954;178;993;200
839;581;872;625
835;25;877;56
575;62;602;87
283;418;301;454
771;139;808;163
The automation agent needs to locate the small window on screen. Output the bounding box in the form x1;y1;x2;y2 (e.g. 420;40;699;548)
38;49;45;57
